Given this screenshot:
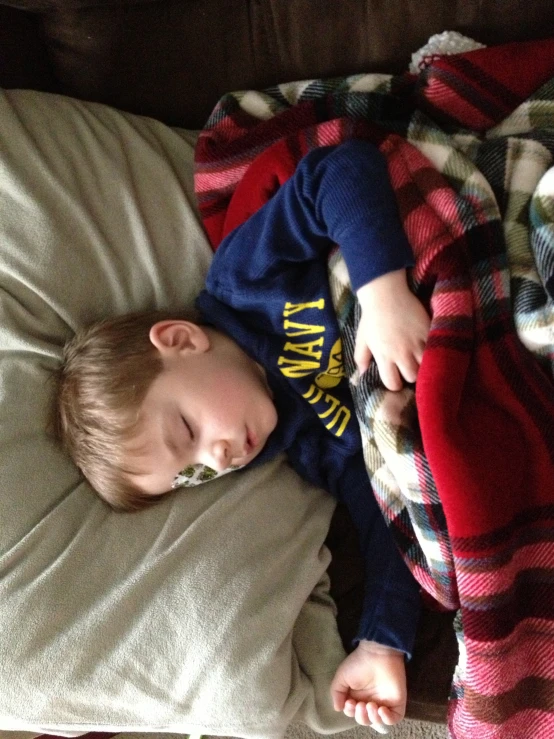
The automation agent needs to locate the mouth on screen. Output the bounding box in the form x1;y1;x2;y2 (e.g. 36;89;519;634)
245;427;258;456
230;428;260;466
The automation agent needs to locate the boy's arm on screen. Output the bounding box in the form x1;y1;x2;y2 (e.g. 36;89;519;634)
326;453;420;729
206;140;429;390
207;139;413;294
289;444;420;728
330;452;421;655
290;444;421;657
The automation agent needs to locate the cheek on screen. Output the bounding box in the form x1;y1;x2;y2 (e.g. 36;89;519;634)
215;367;254;400
201;376;245;420
201;364;274;424
266;401;279;434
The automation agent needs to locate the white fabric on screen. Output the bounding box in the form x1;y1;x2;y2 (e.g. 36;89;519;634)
408;31;486;74
0;89;355;738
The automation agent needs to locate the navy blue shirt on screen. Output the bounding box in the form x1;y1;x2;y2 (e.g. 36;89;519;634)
196;140;420;655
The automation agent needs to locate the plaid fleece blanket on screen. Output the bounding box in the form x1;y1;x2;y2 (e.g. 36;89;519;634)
194;39;554;738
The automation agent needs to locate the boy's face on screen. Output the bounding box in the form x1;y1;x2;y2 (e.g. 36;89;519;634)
125;320;278;496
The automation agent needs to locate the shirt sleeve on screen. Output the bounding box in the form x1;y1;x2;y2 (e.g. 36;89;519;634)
205;139;414;298
288;440;421;659
337;455;421;657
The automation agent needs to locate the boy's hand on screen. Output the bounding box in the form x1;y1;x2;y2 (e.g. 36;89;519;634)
330;640;407;730
355;269;430;391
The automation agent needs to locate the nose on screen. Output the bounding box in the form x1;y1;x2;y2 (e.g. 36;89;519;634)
201;439;232;472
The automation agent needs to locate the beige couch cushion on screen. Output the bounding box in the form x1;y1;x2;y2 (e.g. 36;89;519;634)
0;89;354;737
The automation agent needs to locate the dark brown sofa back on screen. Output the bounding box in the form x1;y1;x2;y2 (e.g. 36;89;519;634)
2;0;554;127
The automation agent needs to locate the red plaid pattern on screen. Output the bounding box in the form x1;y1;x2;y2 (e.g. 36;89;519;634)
194;39;554;739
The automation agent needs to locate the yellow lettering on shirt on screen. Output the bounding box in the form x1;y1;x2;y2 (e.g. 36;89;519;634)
303;385;324;404
277;298;345;435
302;384;352;437
283;299;325;317
325;405;351;436
315;337;344;389
277;357;321;378
283;320;326;337
283;337;324;360
317;394;340;418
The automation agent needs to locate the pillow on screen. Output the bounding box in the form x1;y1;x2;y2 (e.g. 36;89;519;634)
0;89;355;737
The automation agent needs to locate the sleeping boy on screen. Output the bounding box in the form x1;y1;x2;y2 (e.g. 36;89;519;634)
55;139;430;732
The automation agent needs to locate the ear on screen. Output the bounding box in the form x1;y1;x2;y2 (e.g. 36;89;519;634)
149;320;210;357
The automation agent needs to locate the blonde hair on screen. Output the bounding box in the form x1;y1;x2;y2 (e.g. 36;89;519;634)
54;309;198;511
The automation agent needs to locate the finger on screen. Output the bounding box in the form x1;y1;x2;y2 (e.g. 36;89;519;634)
354;338;372;376
330;685;348;712
378;705;403;726
354;701;371;726
343;699;356;718
414;338;427;365
366;701;381;726
398;355;420;384
378;361;403;392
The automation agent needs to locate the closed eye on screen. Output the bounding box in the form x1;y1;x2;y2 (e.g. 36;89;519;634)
181;415;193;441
